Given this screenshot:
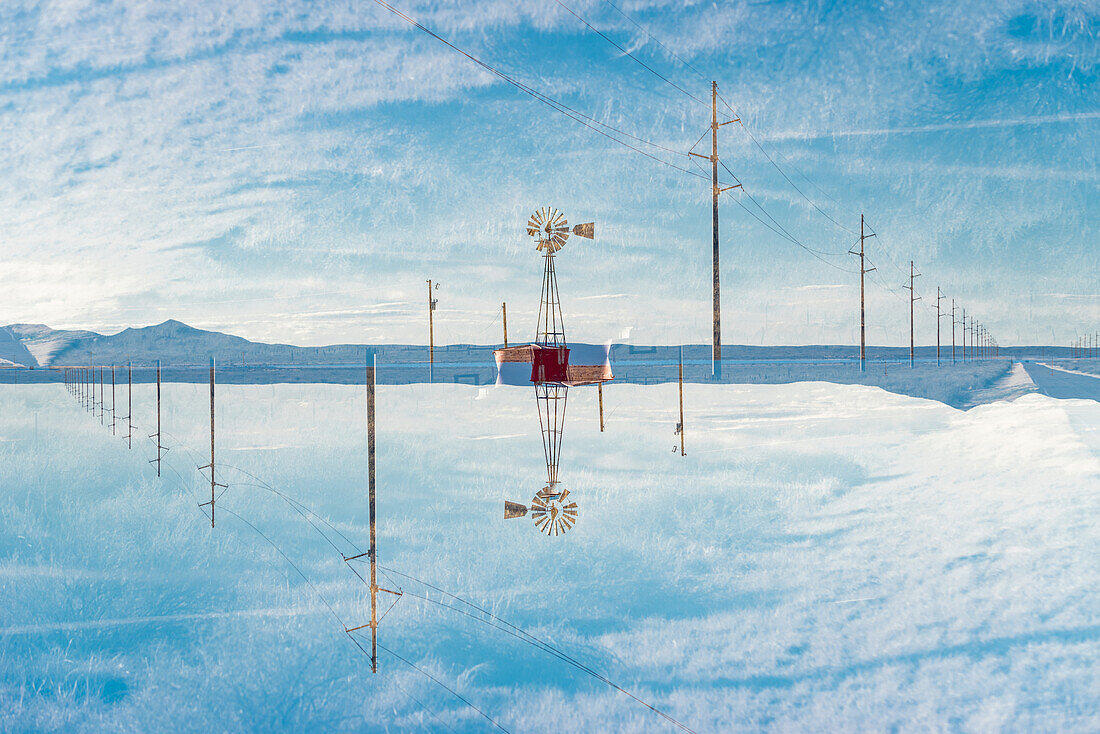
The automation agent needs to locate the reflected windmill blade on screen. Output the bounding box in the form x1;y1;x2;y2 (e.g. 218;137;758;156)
504;501;529;519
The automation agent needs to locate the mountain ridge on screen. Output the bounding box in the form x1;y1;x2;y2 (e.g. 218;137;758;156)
0;320;1075;368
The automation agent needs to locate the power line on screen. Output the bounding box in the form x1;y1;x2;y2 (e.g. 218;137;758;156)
379;565;698;734
716;92;859;235
588;0;862;238
560;0;860;278
369;0;705;179
599;0;709;81
374;641;511;733
91;400;503;731
711;158;857;273
554;0;708;106
142;407;690;732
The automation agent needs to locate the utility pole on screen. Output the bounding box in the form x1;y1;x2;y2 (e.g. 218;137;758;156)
849;215;876;372
676;345;685;456
962;309;967;362
709;81;721;379
688;82;740;380
935;287;944;366
903;261;921;368
426;280;436;368
951;300;956;363
502;301;508;348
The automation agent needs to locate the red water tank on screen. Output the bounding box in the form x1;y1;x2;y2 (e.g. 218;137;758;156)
530;345;570;383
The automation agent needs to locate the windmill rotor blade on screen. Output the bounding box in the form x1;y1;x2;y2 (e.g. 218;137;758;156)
528;208;546;237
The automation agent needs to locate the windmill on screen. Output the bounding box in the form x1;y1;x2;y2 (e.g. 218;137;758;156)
497;208;604;537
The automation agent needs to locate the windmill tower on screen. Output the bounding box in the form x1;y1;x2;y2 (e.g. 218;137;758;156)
503;207;593;536
528;207;585;348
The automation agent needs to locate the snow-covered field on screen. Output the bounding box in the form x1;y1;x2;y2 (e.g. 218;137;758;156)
1;379;1098;732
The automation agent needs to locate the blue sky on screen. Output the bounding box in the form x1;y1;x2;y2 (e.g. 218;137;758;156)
0;0;1096;347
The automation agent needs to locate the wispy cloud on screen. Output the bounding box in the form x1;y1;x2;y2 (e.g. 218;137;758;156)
765;111;1100;142
0;0;1095;345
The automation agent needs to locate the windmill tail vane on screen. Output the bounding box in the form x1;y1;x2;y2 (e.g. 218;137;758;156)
505;486;578;536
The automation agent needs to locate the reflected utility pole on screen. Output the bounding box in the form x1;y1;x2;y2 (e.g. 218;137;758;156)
344;355;401;673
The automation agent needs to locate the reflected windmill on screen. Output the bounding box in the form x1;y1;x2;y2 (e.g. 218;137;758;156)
495;208;610;537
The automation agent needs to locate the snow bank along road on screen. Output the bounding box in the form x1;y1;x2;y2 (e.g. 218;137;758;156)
1022;362;1100;401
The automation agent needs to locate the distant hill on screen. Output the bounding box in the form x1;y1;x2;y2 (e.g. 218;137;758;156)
0;320;1074;368
0;320;470;367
